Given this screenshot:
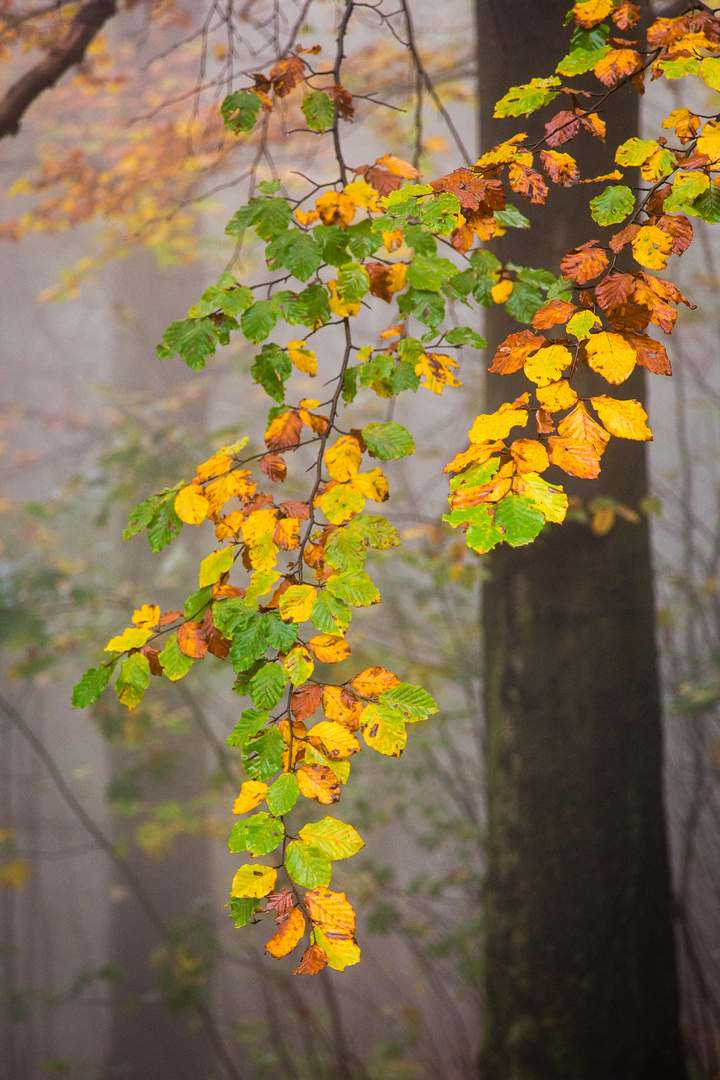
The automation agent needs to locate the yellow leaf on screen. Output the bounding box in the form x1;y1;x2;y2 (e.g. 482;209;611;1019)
215;510;245;541
175;484;209;526
278;584;318;623
468;394;530;444
444;440;506;474
241;508;279;547
230;864;277;898
384;263;407;294
274;518;301;550
362;702;407;757
304;885;356;935
475;134;531;170
414;352;461;395
535;379;578;412
325;435;362;482
322;685;365;730
205;470;256;518
572;0;613;27
0;858;31;889
327;280;361;317
524;344;573;387
585;331;637;385
104;627;152;653
697;120;720;164
299;397;320;408
343;179;381;211
491;280;514;304
319;483;366;524
315;191;356;226
283;645;314;687
198;546;235;587
131;604;160;629
287;340;317;375
557;401;610;455
631;225;673;270
313;927;361;971
195;452;233;482
348;468;389;503
509;439;550;473
308;634;351;664
566;311;601;340
232;781;268;814
296;208;319;226
590;396;653;440
266;907;306;959
307;720;360;758
374;153;420;179
296;763;341;803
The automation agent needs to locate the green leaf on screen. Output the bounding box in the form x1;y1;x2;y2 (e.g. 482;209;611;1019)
156;318;218;371
228;812;284;856
147;494;184;554
265;615;298;653
72;661;117;709
212;598;253;638
362;421;415;460
297;282;332;326
546;278;574;302
504;281;544;324
221;90;261;132
351;514;401;550
241;301;277;344
443;268;475;302
226;707;269;748
418;191;461;234
184;585;213;621
494;204;529;229
571;24;608;50
589;184;635;227
494;76;562;117
116;653;150;710
230;615;270;672
251;342;292;402
337;262;370;302
249;662;287;709
445;326;486;349
379;682;437;722
285;840;332;887
556;45;610;77
325;529;367;572
470;249;502;278
494;493;545;546
449;459;500;492
298;817;364;860
310;592;352;635
189;275;253;318
158;636;194;681
326;568;380;607
465;507;506;553
398;288;446;329
346;219;381;259
687;184;720;224
251;198;292;240
313;224;351;267
198;546;235;588
282;232;323;282
405;253;457;292
124;492;162;539
404;224;436;256
228;896;259;927
664;171;710;214
301;90;334;131
242;727;285;781
266;773;300;816
359;353;394;386
362;701;407;757
510;265;556;290
283;645;314;687
615;137;658;168
389;360;420;394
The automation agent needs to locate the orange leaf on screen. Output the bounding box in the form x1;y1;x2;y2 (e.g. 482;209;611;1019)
594;49;641;87
540;150;579;187
293;943;329;975
374;153;420;179
508;163;549;204
622;332;671;376
489;330;546;375
307;634;351;664
548;437;602;479
350;666;401;697
177;621;208;659
322;685;365;731
269;55;305;97
535;379;578;412
291;683;323;722
509;438;550;473
560;242;609;285
296;764;341;804
266;906;306;958
557;402;610;455
532;299;577;329
265;411;303;451
303;885;356;936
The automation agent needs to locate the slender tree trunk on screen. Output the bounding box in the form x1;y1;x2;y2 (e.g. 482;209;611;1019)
475;3;686;1077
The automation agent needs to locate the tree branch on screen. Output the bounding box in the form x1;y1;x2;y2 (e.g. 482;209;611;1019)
0;0;118;140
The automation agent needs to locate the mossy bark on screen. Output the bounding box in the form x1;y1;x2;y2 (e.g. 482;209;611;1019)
475;3;686;1077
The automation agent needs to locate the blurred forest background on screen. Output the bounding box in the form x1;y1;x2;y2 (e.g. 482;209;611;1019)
0;1;719;1078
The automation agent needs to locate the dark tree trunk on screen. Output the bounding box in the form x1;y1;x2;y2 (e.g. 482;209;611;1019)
475;3;687;1078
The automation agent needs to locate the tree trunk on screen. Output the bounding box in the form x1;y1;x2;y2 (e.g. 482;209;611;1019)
475;3;687;1077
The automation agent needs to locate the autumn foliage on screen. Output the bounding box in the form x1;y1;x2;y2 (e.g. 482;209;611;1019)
70;0;719;973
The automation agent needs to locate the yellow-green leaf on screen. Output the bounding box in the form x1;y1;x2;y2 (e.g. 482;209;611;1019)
230;864;277;898
198;546;235;587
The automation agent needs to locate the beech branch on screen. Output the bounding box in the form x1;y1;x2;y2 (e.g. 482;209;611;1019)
0;0;117;140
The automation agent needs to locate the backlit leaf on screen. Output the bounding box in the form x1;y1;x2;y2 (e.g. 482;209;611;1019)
158;636;194;681
199;546;235;588
362;701;406;756
307;634;351;664
494;494;545;547
299;817;364;860
350;667;400;697
283;645;314;687
232;781;268;814
590;396;653;440
304;885;356;935
116;653;151;710
72;662;116;709
104;627;152;653
266;907;306;958
307;720;360;758
296;764;341;803
242;727;285;781
285;840;332;887
326;568;380;607
293;943;328;975
379;682;437;721
524;344;572;387
325;436;362;482
631;225;673;270
279;585;318;623
313;927;361;971
302;90;334;131
175;484;209;525
585;331;637;384
231;864;277;898
361;421;415;460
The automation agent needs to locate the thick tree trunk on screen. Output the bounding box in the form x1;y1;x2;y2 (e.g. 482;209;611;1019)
475;3;687;1078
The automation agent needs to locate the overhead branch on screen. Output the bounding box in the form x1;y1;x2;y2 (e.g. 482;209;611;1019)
0;0;117;140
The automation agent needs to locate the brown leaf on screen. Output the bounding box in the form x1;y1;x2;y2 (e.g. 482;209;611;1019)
265;410;303;451
489;330;546;375
212;582;245;600
579;112;606;140
605;301;652;333
261;453;287;482
177;621;208;659
269;55;305;97
265;889;296;917
647;15;690;48
327;84;354;120
451;224;475;254
159;610;183;627
594;49;641;87
560;242;609;285
279;500;311;520
544;109;581;149
366;261;407;302
508;163;549;204
623;331;672;375
360;166;401;196
609;222;640;254
540;150;579;187
293;943;328;975
657;213;693;256
291;683;323;722
532;299;577;329
201;609;231;660
612;1;641;28
536;408;556;435
645;186;671;218
140;646;163;676
595;271;635;311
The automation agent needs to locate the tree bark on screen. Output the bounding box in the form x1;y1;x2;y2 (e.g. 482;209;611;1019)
475;3;687;1077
